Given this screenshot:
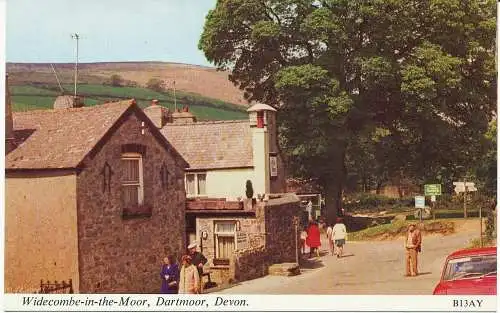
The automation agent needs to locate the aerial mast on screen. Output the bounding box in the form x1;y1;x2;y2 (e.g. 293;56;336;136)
71;33;80;98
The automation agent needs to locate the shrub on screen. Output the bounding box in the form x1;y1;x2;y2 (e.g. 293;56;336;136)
146;78;166;92
110;74;124;87
485;201;496;241
245;180;254;199
344;193;411;212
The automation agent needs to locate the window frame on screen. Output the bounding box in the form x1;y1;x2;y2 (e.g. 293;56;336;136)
121;152;144;208
214;220;237;262
185;172;207;197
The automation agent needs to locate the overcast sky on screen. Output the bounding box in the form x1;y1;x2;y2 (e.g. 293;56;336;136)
6;0;216;66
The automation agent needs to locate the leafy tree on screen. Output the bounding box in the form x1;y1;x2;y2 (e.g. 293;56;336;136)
110;74;124;87
475;119;497;196
146;78;166;92
199;0;496;224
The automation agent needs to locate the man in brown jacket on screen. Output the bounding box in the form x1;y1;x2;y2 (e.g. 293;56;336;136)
405;224;422;277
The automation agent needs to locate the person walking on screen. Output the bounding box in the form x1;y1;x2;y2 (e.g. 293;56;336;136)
300;227;308;256
306;200;313;221
160;255;179;294
405;224;422;277
178;255;200;294
332;217;347;258
188;242;207;292
326;224;334;256
306;221;321;258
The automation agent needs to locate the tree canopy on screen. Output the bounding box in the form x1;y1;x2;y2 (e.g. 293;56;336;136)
199;0;496;224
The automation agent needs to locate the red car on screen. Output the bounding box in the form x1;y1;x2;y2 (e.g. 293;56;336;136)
433;246;497;295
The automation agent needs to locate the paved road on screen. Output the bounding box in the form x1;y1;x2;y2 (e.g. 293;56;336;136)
215;224;479;294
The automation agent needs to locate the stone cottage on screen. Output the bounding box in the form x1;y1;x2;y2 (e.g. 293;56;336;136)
143;100;299;286
5;97;188;293
186;193;302;285
144;101;287;244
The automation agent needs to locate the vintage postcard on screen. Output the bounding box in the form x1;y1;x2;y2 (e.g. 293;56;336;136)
2;0;498;312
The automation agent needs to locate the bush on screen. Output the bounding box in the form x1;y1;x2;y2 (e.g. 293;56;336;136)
344;193;413;212
245;180;254;199
109;74;124;87
485;201;496;241
146;78;166;92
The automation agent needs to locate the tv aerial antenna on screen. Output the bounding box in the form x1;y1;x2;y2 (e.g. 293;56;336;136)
71;33;80;98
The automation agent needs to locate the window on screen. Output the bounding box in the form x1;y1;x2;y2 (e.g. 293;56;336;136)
214;221;236;261
256;111;264;128
185;173;207;196
121;153;144;208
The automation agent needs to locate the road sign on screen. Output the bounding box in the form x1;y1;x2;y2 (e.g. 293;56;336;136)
424;184;442;196
415;196;425;208
453;182;477;193
454;186;465;194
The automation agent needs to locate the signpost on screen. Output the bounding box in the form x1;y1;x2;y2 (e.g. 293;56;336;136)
425;184;441;220
415;196;425;208
453;182;476;218
415;196;425;222
424;184;442;196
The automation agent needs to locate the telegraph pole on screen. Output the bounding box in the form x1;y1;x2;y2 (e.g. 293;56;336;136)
463;177;468;218
71;33;80;98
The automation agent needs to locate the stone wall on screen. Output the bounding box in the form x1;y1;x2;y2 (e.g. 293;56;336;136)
230;193;301;283
77;112;186;293
231;245;270;282
260;194;302;264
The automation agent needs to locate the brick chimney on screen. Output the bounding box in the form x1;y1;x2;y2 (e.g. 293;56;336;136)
247;103;278;195
143;99;169;128
5;74;16;154
171;105;196;124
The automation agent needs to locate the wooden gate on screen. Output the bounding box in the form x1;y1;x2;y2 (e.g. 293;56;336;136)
39;279;73;294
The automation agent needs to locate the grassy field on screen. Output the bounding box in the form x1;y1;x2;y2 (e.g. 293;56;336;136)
7;62;248;106
10;83;248;121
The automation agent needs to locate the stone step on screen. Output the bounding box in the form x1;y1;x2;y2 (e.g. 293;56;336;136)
268;262;300;276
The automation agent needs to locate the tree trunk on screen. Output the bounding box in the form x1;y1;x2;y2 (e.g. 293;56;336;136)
376;180;383;194
324;180;342;226
322;148;346;226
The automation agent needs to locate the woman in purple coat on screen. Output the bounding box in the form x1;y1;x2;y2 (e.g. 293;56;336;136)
160;255;179;294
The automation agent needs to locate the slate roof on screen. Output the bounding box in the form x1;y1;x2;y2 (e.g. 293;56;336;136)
161;120;253;170
7;100;188;170
7;100;133;169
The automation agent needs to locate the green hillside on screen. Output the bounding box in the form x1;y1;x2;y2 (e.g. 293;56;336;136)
10;84;248;121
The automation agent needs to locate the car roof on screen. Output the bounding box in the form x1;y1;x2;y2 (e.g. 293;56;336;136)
447;246;497;259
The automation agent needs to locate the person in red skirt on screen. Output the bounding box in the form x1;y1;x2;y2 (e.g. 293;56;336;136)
306;221;321;258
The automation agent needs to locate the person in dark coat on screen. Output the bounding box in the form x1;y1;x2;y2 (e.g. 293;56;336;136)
306;222;321;258
188;242;207;292
160;255;179;294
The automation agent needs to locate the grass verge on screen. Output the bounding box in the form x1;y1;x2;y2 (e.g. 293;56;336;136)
467;237;496;248
348;220;455;241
